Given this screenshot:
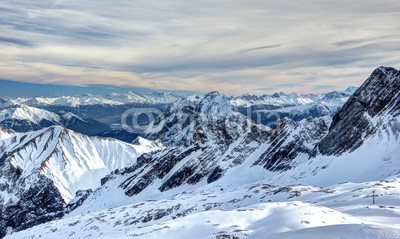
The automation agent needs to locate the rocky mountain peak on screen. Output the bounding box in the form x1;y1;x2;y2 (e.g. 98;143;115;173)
203;90;220;97
318;66;400;156
352;66;400;116
147;92;248;147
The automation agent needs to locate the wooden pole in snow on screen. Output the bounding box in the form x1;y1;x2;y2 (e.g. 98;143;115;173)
372;190;375;205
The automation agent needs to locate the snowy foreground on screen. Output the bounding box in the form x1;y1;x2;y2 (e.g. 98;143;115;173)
6;177;400;239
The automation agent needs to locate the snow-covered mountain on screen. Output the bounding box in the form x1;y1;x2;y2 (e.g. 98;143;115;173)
318;66;400;156
0;126;163;236
5;86;355;125
66;67;398;213
146;91;257;146
104;91;179;105
2;86;357;135
88;91;338;206
230;86;357;108
0;103;113;136
24;66;397;239
0;99;17;108
1;67;399;239
0;104;61;132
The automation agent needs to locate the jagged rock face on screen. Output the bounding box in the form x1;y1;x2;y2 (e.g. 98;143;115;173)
0;159;65;238
318;66;400;156
121;123;267;196
254;117;330;171
117;94;331;196
117;92;271;195
147;91;252;147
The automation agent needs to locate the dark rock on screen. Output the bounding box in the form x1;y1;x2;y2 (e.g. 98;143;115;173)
0;161;66;237
255;117;329;171
318;66;400;156
207;166;224;183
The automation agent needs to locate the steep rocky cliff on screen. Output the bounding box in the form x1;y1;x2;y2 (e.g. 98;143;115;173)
318;66;400;156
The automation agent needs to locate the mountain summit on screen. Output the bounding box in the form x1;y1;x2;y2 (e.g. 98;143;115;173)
146;91;252;147
0;126;162;236
318;66;400;155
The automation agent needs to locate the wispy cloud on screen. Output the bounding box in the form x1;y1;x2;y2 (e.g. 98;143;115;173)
332;35;397;47
0;0;399;94
0;36;33;46
239;44;281;54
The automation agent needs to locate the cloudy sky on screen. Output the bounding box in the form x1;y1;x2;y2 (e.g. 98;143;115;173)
1;0;399;94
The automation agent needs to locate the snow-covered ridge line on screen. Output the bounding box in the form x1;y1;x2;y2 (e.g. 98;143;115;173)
0;104;60;124
145;91;255;147
229;86;357;107
3;86;357;108
7;91;180;107
0;103;114;135
0;126;164;202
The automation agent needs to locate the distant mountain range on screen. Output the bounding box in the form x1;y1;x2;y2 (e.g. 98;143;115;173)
0;103;111;135
0;79;202;98
0;85;357;135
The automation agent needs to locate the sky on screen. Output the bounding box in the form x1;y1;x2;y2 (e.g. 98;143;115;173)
0;0;400;95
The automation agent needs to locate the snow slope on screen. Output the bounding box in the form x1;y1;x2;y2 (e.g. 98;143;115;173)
0;126;163;202
6;177;400;239
0;126;165;236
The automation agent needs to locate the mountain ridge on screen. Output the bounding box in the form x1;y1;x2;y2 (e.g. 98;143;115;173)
318;66;400;156
0;126;163;236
